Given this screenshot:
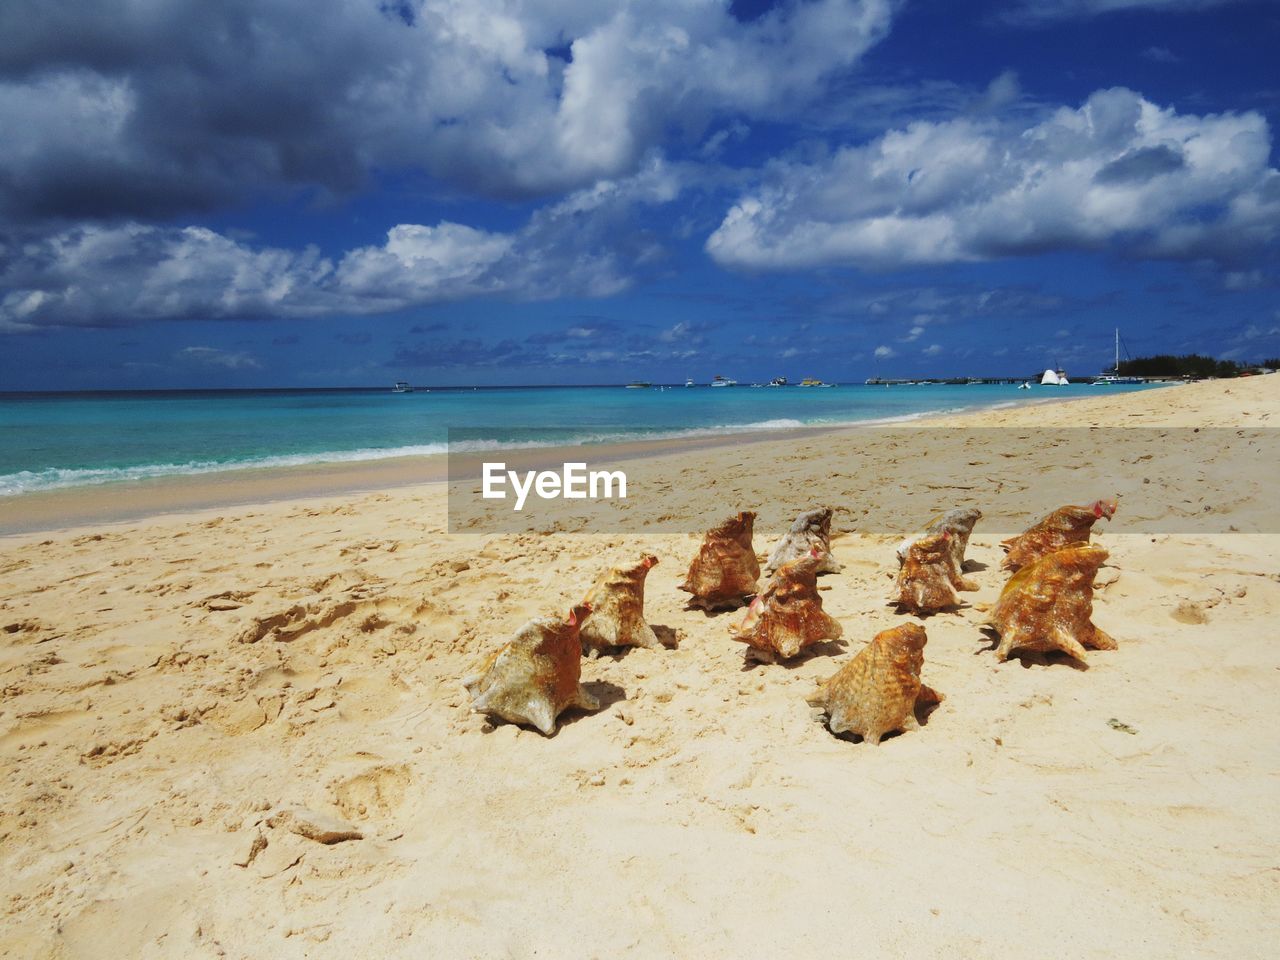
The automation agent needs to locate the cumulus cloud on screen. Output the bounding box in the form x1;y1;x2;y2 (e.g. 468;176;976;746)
922;343;943;356
0;0;894;220
0;159;685;330
874;344;895;358
706;88;1280;272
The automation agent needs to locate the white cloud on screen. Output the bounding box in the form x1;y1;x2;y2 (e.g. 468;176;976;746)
1141;46;1180;63
177;346;263;370
922;343;943;356
0;160;687;329
706;88;1280;272
1006;0;1245;21
874;344;896;358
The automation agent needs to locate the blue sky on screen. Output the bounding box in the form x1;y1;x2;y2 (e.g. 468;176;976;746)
1;0;1278;388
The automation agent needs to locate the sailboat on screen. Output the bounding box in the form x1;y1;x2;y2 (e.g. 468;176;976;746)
1093;329;1143;384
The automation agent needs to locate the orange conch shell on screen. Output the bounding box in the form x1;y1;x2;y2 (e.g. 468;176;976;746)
731;553;842;662
1000;499;1116;572
580;554;660;656
764;507;842;577
806;623;942;745
987;545;1116;663
896;507;981;591
892;531;962;614
678;511;761;610
461;603;600;735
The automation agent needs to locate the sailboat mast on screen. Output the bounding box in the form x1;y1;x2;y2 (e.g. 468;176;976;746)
1115;327;1120;374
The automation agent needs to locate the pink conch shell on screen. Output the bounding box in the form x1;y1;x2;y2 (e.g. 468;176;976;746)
764;507;842;577
579;554;660;657
1000;499;1117;572
987;545;1116;663
731;552;842;662
678;511;761;610
896;506;981;591
892;531;962;614
806;623;942;746
462;603;600;735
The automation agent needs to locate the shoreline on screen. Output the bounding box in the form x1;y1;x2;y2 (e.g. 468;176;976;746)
0;386;1166;537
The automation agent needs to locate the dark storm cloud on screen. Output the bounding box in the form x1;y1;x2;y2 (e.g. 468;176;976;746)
0;0;895;224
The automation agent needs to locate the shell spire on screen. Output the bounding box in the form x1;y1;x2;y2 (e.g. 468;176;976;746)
678;511;761;611
730;552;842;662
987;545;1117;663
896;507;982;591
1000;499;1117;572
891;530;962;615
579;554;660;657
806;624;942;745
461;603;600;735
764;507;842;577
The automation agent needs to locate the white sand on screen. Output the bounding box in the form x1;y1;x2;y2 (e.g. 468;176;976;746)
2;375;1278;958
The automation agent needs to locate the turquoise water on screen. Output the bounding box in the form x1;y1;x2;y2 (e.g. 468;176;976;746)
0;383;1163;495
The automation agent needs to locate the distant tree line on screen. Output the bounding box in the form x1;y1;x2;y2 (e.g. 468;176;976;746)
1117;353;1279;378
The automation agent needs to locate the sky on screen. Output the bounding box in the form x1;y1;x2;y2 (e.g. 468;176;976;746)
1;0;1279;389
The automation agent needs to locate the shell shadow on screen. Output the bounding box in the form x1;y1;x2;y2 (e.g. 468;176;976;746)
893;601;968;620
584;625;679;662
977;627;1089;671
477;682;628;737
738;637;848;673
651;624;680;649
684;599;754;618
816;695;941;746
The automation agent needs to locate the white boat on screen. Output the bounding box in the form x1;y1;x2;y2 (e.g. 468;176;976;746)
1018;381;1031;390
685;378;696;387
392;381;413;393
710;375;736;388
625;381;651;389
768;377;788;387
1040;367;1069;386
1093;329;1143;384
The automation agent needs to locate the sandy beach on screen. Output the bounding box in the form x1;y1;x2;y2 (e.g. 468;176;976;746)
3;376;1279;959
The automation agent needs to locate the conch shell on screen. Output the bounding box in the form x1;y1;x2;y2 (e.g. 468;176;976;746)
462;603;600;735
896;507;981;591
731;552;842;662
579;554;660;657
806;623;942;745
764;507;841;577
892;531;961;614
1000;499;1116;572
678;511;761;610
987;545;1116;663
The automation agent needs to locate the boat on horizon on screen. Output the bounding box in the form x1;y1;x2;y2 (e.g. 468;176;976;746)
685;378;696;387
1093;328;1144;384
392;381;413;393
710;375;736;387
768;376;788;387
625;381;652;389
799;377;833;387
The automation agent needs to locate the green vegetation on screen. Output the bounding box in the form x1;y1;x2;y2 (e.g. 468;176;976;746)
1117;354;1275;379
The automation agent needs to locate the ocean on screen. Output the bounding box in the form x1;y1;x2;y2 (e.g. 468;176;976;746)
0;382;1164;496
